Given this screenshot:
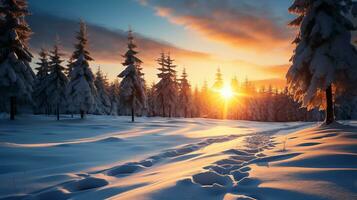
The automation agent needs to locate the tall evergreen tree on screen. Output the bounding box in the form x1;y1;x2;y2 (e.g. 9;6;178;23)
154;52;178;118
192;85;201;117
33;48;50;114
46;40;68;120
287;0;357;125
178;68;192;118
66;20;96;119
94;67;111;114
165;53;178;117
0;0;34;120
118;28;146;122
108;78;120;116
146;82;156;117
154;52;168;116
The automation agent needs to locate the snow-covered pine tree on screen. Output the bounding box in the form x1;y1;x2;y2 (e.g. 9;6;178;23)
66;57;74;77
154;52;178;118
146;82;156;117
118;28;146;122
94;67;111;114
33;48;50;114
164;53;178;117
192;85;201;117
108;78;120;116
287;0;357;125
154;52;168;117
66;20;96;119
46;40;68;120
0;0;35;120
178;68;192;118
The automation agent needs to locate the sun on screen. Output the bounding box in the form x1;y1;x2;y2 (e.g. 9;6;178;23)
220;85;234;99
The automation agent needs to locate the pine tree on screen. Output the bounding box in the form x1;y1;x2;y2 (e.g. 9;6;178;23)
154;52;178;118
154;52;167;116
33;48;50;114
146;82;156;117
165;53;178;117
0;0;35;120
66;57;74;77
67;20;96;119
46;40;68;120
108;78;120;116
287;0;357;125
94;67;111;114
178;68;192;118
118;28;146;122
192;85;201;117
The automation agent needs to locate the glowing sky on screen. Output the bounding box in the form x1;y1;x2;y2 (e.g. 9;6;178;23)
27;0;296;88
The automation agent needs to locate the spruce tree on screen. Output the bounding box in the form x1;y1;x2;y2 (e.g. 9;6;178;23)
33;48;50;114
287;0;357;125
164;53;178;117
118;28;146;122
146;82;156;117
192;85;201;117
178;68;191;118
154;52;178;118
67;20;96;119
94;67;111;114
46;40;68;120
108;78;120;116
0;0;34;120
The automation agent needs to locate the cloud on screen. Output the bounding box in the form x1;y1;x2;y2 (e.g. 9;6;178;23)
27;11;290;86
141;0;295;52
27;12;211;67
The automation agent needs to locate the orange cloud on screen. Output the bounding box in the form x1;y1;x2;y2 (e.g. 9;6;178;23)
142;0;295;52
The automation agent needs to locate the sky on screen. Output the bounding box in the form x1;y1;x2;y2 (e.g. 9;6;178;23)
27;0;296;88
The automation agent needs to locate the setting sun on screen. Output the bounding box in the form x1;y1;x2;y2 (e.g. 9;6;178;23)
220;85;234;99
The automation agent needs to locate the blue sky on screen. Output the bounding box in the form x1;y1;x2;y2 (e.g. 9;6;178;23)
28;0;194;49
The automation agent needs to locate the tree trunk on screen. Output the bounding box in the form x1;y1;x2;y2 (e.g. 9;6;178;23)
10;96;16;120
80;110;84;119
56;103;60;121
325;85;335;125
131;106;135;122
131;95;136;122
161;96;165;117
169;105;172;118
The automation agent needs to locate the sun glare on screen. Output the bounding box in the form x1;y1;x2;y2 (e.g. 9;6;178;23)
220;85;234;99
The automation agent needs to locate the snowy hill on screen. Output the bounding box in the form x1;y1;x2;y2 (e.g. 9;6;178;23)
0;116;356;199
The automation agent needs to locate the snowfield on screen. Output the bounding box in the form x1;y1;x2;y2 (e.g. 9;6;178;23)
0;116;356;200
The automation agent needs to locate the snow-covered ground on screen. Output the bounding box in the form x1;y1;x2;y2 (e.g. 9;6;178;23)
0;115;355;200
